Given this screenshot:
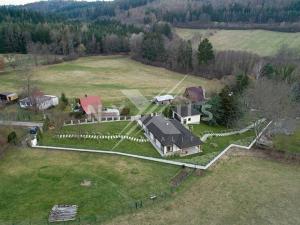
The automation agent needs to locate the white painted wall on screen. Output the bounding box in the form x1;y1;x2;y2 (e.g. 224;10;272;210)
182;115;201;125
173;112;201;125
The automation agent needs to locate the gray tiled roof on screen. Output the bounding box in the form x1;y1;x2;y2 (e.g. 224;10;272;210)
140;115;202;148
172;105;201;117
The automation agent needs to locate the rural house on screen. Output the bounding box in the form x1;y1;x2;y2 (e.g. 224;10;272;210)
184;86;206;103
138;115;202;156
79;95;102;116
172;105;201;125
19;91;58;110
153;95;174;105
0;92;18;104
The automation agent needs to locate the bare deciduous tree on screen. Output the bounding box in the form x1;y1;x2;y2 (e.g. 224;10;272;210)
240;78;300;137
129;32;144;56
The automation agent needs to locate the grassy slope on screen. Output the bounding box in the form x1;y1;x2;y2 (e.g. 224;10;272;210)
273;128;300;153
178;130;255;165
0;148;180;223
176;28;300;56
106;155;300;225
42;122;256;165
42;121;160;157
0;55;222;105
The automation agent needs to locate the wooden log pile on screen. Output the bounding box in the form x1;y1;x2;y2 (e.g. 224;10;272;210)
48;205;78;223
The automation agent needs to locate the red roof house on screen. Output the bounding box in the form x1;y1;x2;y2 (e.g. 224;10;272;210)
184;87;205;103
80;96;102;115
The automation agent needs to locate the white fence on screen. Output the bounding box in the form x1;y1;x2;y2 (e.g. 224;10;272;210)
33;121;272;170
64;113;160;126
200;119;266;142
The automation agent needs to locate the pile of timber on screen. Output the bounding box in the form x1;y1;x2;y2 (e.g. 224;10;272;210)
48;205;78;223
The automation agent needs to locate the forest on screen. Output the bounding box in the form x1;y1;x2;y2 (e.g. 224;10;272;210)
1;0;300;80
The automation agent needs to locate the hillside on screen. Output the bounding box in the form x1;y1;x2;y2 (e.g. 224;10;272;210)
16;0;300;25
117;0;300;27
106;151;300;225
176;28;300;56
0;55;223;103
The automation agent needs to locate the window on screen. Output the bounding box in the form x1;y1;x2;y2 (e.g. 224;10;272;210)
188;118;191;121
167;146;172;152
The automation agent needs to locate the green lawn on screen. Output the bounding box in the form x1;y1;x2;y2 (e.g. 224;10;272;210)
42;121;160;157
0;148;181;224
189;123;228;137
176;28;300;56
273;128;300;153
177;130;255;165
42;122;256;165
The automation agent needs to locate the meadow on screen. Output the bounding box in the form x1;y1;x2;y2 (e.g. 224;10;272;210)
176;28;300;56
0;148;181;224
107;152;300;225
0;55;223;106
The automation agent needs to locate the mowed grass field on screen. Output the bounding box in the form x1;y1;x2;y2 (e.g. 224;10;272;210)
0;148;181;224
106;153;300;225
176;28;300;56
0;55;223;105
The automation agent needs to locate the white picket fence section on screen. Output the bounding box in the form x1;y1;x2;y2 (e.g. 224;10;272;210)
200;119;266;142
55;133;149;143
64;114;160;126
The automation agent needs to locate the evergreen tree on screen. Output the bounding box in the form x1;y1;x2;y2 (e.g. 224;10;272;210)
206;95;222;125
261;63;275;79
217;86;241;127
234;73;250;94
197;38;214;65
142;32;165;62
60;92;69;110
7;131;17;145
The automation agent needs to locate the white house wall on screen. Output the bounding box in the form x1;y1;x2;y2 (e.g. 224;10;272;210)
184;115;201;125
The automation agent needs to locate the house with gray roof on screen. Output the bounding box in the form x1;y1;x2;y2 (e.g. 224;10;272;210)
172;104;201;125
184;86;205;103
138;115;202;156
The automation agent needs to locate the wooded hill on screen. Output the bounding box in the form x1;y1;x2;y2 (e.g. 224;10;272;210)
16;0;300;24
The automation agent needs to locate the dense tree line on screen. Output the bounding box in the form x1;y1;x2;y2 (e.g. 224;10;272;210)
0;19;141;54
130;23;260;79
0;7;51;23
21;0;155;21
160;2;300;24
119;0;300;28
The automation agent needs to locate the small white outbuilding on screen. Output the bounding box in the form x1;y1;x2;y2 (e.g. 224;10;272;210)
153;95;174;105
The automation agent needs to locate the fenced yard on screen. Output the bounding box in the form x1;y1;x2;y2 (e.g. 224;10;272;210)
41;121;160;157
41;120;259;166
